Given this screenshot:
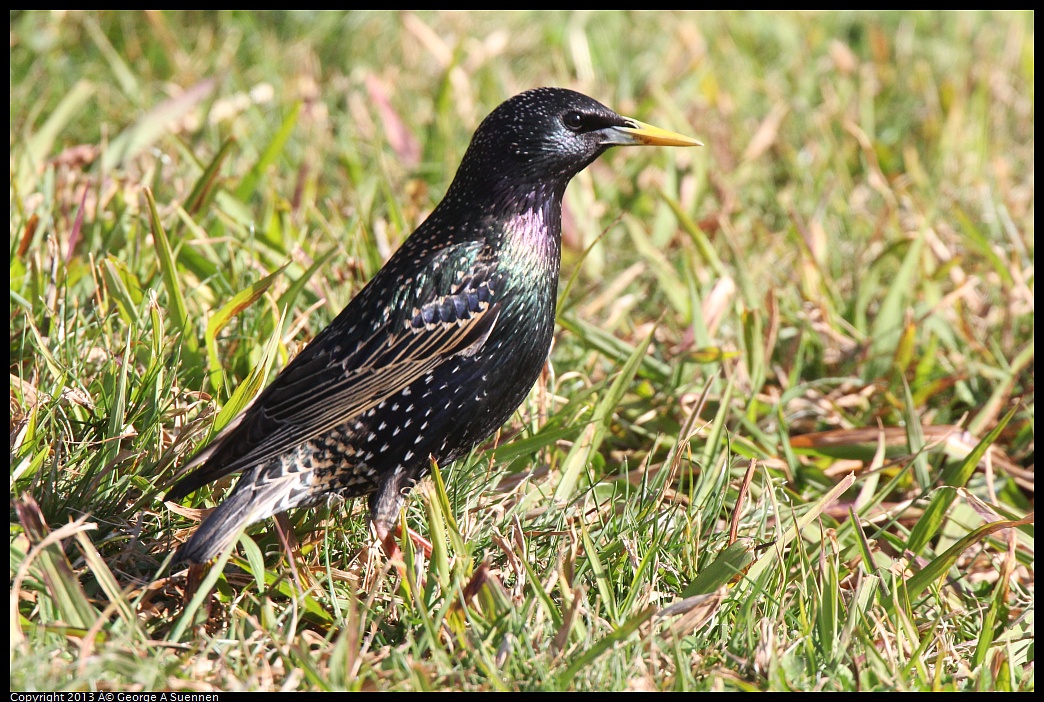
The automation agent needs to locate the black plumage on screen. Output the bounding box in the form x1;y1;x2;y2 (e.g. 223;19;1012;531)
167;87;699;564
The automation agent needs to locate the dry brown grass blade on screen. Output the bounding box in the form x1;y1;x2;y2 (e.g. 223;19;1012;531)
790;425;1033;491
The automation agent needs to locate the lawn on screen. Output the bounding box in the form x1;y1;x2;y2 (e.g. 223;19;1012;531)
10;10;1034;691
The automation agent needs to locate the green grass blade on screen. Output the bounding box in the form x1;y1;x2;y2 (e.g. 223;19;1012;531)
556;605;656;687
13;499;98;631
906;405;1019;555
554;324;655;502
747;473;856;583
183;137;237;218
680;539;757;598
276;249;336;315
558;314;673;383
580;522;617;623
204;261;290;396
102;79;216;171
166;534;241;642
868;235;924;380
144;186;191;344
100;257;143;326
73;530;144;641
900;373;930;489
208;306;287;434
234;102;301;201
901;512;1033;609
659;191;727;279
15;80;93;194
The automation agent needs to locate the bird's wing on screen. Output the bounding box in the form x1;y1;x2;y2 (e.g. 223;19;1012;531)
167;248;500;500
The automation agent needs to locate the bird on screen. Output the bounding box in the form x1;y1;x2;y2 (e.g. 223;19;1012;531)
166;87;700;565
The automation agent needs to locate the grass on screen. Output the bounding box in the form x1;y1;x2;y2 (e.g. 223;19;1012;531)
10;10;1034;691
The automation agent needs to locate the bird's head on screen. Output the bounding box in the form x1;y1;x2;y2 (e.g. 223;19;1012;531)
451;87;700;197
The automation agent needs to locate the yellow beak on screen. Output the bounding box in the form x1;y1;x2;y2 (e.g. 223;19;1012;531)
606;118;703;147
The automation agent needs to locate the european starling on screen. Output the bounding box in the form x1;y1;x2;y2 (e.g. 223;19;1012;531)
167;87;699;564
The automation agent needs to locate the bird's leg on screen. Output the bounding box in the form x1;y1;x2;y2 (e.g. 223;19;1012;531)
273;512;305;593
373;510;433;592
374;517;426;592
375;519;402;565
369;467;433;566
370;471;406;564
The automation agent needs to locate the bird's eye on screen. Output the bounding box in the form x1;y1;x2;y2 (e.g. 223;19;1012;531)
563;111;585;131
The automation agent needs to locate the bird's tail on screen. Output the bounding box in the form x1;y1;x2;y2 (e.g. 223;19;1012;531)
174;473;296;565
